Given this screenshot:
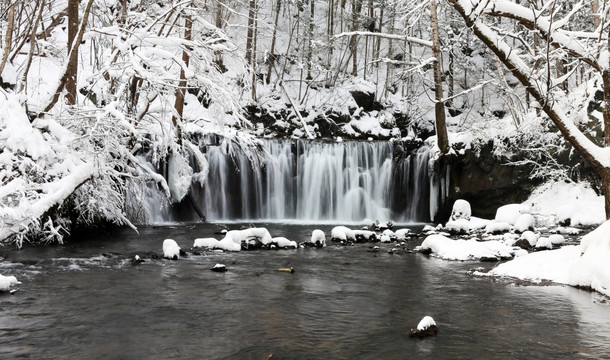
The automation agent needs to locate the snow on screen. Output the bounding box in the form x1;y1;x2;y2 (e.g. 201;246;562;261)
495;204;529;225
450;199;471;221
513;214;535;233
417;234;515;261
520;231;539;246
549;234;566;245
525;181;605;227
489;221;610;296
417;316;436;331
0;274;21;291
468;216;492;229
535;237;553;250
445;219;470;234
394;229;411;240
331;226;355;241
193;238;219;249
310;229;326;247
163;239;181;259
271;237;298;249
485;221;512;234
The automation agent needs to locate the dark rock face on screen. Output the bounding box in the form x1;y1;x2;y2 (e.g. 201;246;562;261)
440;141;540;220
349;91;382;112
515;239;531;250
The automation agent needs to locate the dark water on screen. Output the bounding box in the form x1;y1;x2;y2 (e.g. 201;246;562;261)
1;223;609;359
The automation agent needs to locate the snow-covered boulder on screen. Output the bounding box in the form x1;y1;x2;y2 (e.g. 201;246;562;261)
193;238;220;249
331;226;355;242
485;221;512;234
549;234;565;245
217;236;242;251
408;316;438;338
444;219;469;235
163;239;180;260
495;204;530;225
353;230;377;242
0;274;20;291
514;214;536;233
271;237;298;249
222;228;273;250
394;229;411;240
310;229;326;247
450;199;471;221
382;229;396;240
380;234;391;243
520;231;539;247
468;217;492;230
417;234;514;261
535;237;553;250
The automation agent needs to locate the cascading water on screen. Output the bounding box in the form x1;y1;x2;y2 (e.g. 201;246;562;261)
199;139;435;223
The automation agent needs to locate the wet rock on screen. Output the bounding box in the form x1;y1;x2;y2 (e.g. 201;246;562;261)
514;239;531;250
211;264;227;272
408;325;438;338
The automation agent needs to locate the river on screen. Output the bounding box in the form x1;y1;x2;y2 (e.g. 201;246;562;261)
1;223;609;359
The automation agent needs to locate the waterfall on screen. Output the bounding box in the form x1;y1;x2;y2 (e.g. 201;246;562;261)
198;139;435;223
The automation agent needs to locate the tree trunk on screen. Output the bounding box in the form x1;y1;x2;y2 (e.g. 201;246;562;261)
306;0;315;80
266;0;281;84
66;0;79;105
172;13;193;146
430;0;449;154
245;0;256;65
592;0;601;29
0;3;15;84
18;0;46;94
39;0;94;117
350;0;361;76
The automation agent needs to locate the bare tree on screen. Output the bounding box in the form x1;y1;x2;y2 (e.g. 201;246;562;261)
430;0;449;154
66;0;79;105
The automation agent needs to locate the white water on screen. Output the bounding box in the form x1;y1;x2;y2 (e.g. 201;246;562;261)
199;139;434;223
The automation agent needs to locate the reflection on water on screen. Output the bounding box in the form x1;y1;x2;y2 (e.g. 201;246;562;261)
0;223;608;359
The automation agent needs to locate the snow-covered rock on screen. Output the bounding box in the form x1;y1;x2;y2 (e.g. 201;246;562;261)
193;238;219;249
417;316;436;331
310;229;326;247
271;237;298;249
382;229;396;240
222;228;273;249
163;239;180;260
520;231;539;247
353;230;377;242
485;221;512;234
380;234;391;243
0;274;20;291
417;234;514;261
394;229;411;240
444;218;470;234
331;226;355;242
549;234;565;245
468;216;492;230
535;237;553;250
495;204;530;225
450;199;471;221
513;214;535;233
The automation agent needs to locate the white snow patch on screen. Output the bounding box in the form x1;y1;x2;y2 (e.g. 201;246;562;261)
417;316;436;331
495;204;530;225
417;234;514;261
514;214;536;233
163;239;180;259
271;237;298;249
0;274;20;291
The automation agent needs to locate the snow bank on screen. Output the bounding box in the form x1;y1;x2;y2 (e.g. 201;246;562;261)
526;181;604;226
417;234;514;261
0;274;20;291
489;221;610;296
163;239;181;259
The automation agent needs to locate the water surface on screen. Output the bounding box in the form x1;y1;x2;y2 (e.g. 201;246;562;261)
0;223;609;359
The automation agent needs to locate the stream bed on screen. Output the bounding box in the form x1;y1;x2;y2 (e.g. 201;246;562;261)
1;223;609;359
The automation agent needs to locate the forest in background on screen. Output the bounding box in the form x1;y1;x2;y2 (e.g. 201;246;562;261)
0;0;608;245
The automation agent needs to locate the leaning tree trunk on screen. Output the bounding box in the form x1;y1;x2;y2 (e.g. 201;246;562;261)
0;3;15;84
172;12;193;146
430;0;449;154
